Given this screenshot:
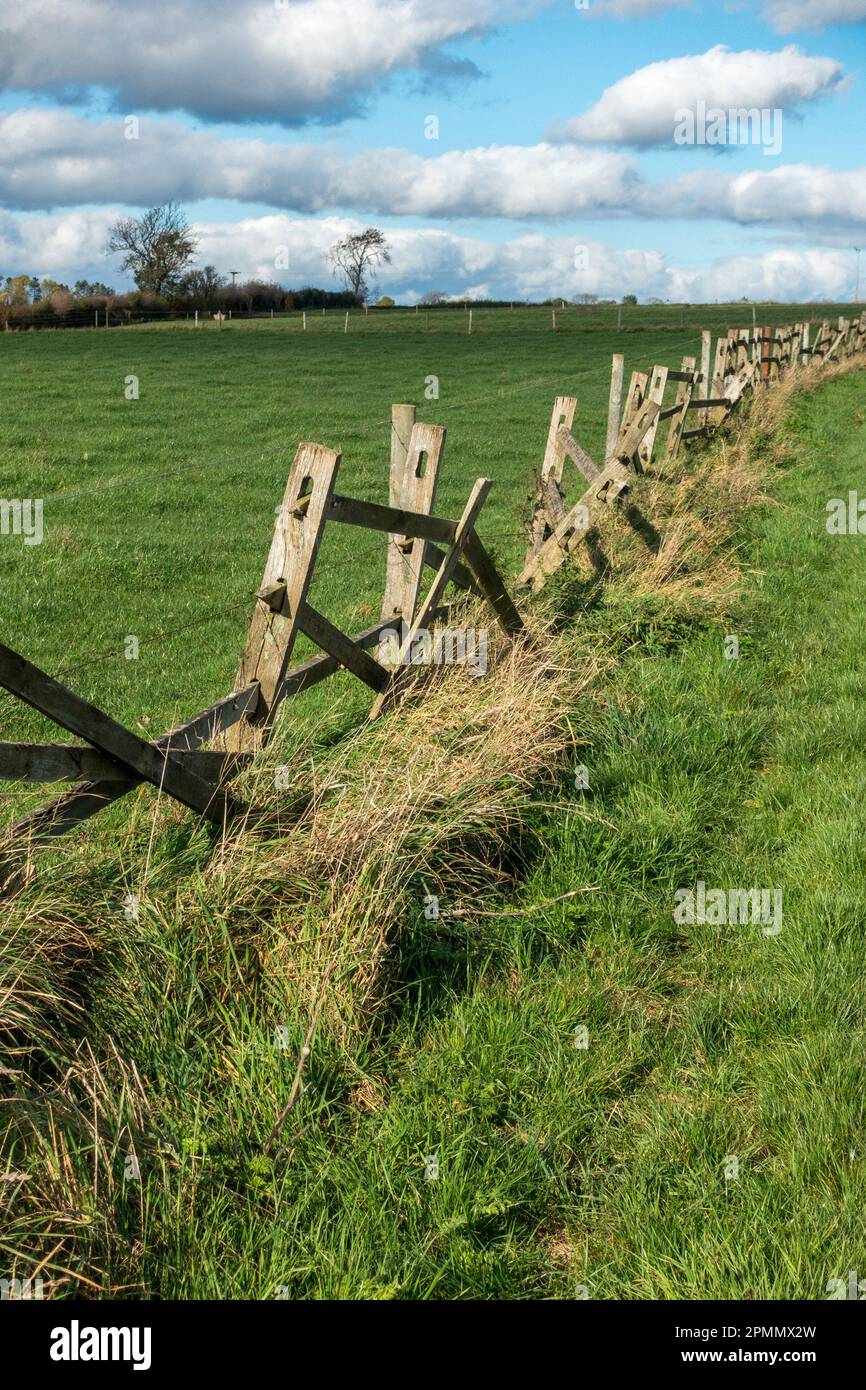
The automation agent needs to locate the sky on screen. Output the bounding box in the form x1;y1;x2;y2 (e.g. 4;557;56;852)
0;0;864;302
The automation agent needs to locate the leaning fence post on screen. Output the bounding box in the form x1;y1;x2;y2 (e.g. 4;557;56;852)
638;365;668;469
225;443;341;753
381;403;416;634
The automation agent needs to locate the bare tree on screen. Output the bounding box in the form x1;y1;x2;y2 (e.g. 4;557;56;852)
328;228;391;303
106;202;198;296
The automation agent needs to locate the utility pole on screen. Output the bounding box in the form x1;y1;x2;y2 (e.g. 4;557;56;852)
229;270;240;288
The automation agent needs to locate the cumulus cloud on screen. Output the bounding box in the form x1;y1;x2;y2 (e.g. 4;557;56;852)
0;207;858;304
2;109;865;234
762;0;866;30
0;110;638;217
0;0;533;125
550;45;844;147
667;247;857;302
641;163;866;227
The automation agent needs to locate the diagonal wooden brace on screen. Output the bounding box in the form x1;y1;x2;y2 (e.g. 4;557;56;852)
0;643;231;821
0;743;250;785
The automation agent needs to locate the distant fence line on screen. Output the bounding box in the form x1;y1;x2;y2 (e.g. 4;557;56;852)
2;300;863;334
519;312;866;593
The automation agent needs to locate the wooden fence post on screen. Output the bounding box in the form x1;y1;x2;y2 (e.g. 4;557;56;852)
761;326;772;382
664;357;696;462
380;419;447;630
529;396;577;556
615;371;648;471
711;336;727;397
638;365;669;469
225;443;341;752
700;330;711;427
605;354;624;460
381;403;416;626
369;479;493;718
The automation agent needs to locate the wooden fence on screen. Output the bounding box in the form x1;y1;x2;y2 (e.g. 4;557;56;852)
0;406;521;883
520;312;866;590
2;310;864;882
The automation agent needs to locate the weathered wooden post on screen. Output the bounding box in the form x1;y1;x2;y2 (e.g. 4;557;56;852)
605;354;624;461
700;330;711;427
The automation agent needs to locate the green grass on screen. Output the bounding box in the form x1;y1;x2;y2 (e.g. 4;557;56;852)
0;302;747;822
2;309;865;1299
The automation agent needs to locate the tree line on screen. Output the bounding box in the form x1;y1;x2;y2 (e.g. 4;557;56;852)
2;203;391;328
2;202;651;328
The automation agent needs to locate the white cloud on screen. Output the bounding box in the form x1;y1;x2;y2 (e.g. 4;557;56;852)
1;207;859;304
3;109;865;235
0;208;118;276
550;45;844;147
0;109;638;217
667;246;856;302
763;0;866;31
0;0;531;124
641;163;866;227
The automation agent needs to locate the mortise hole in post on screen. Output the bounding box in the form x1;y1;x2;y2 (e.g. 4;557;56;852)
415;450;428;479
297;475;313;500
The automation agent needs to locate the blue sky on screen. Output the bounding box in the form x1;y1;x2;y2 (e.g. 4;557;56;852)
0;0;864;301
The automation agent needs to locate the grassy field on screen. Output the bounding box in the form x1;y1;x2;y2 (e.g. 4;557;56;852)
2;306;865;1299
0;302;749;825
0;300;854;751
